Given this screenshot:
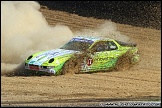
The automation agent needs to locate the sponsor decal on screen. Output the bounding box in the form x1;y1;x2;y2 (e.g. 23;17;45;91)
87;58;93;66
29;49;78;66
71;38;94;44
45;51;60;56
95;57;109;61
29;61;35;64
38;56;46;61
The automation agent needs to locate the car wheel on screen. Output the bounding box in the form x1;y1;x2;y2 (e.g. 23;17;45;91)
115;51;134;71
61;58;79;75
61;53;89;75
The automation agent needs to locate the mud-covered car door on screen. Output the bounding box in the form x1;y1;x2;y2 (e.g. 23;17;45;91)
83;41;120;72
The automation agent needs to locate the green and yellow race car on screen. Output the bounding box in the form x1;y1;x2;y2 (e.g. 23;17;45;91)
25;36;139;75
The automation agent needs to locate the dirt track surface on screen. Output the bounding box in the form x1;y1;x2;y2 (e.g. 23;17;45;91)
1;8;161;107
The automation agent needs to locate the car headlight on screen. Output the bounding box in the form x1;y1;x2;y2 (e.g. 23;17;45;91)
27;55;33;60
49;58;54;63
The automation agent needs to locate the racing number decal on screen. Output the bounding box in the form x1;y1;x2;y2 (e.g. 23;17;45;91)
87;58;93;66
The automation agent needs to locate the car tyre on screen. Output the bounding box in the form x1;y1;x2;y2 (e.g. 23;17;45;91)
115;50;134;71
61;53;90;75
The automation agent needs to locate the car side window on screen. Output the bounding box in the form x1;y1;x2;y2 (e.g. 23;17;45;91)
108;41;117;50
96;44;105;52
92;41;109;52
91;41;118;52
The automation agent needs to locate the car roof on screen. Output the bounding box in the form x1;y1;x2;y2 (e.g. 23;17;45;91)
74;36;112;42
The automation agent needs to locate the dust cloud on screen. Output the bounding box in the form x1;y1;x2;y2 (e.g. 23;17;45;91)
74;21;130;42
1;1;73;75
1;1;130;76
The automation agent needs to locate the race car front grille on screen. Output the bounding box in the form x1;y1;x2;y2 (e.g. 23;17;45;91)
27;64;52;70
29;65;39;70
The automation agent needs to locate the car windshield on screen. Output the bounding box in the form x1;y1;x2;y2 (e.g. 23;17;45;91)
60;38;94;51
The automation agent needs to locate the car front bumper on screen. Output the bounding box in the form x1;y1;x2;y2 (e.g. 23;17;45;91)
25;64;56;74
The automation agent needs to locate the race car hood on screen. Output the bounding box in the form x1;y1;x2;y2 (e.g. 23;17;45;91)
28;48;79;65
